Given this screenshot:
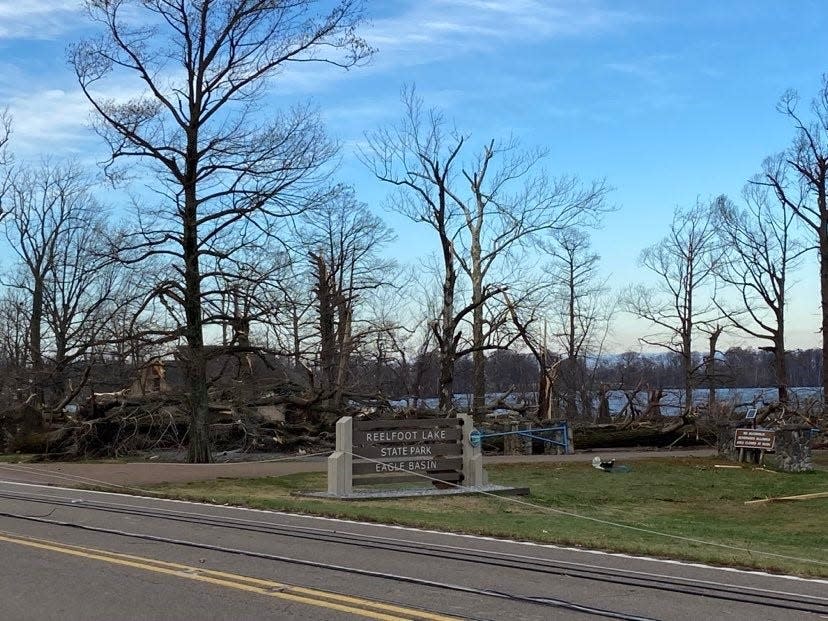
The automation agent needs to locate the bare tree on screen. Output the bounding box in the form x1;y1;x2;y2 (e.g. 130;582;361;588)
0;108;9;156
0;288;28;364
504;290;561;420
390;265;447;408
301;187;396;409
543;227;611;419
70;0;371;462
207;242;293;351
45;216;134;378
3;162;88;403
2;161;135;409
101;287;172;368
0;109;12;195
361;91;466;413
354;282;421;400
362;88;608;415
714;189;806;402
454;140;608;415
623;202;721;413
759;78;828;402
261;270;316;369
697;322;724;408
0;108;10;211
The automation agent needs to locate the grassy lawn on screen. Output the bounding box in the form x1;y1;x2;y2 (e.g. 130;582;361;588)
0;454;36;463
141;457;828;578
0;454;159;464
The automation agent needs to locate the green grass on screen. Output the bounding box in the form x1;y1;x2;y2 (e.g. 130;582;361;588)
0;454;137;464
139;457;828;578
0;454;36;463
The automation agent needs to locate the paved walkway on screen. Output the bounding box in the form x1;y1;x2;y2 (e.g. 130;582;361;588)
0;448;718;488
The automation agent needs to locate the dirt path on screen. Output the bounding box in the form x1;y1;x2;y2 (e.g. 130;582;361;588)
0;448;718;489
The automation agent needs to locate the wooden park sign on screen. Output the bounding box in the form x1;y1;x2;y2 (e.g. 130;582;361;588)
353;418;462;482
734;428;776;451
327;414;485;496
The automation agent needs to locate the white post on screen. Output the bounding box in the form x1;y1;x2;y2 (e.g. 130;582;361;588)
458;413;485;487
327;416;353;496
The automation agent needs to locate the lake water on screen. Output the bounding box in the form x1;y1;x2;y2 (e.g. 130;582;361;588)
601;387;821;415
390;387;822;416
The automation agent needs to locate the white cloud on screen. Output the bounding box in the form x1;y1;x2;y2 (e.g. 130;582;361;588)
3;87;92;155
605;54;679;83
0;64;150;158
366;0;644;68
602;54;700;113
0;1;646;156
264;0;644;97
0;0;84;40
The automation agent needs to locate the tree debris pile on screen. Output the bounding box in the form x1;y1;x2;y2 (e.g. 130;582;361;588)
716;399;826;460
0;362;346;460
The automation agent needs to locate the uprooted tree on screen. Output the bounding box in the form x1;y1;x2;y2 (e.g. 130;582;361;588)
70;0;371;462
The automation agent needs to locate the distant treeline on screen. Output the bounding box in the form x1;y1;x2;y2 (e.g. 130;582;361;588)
350;347;823;401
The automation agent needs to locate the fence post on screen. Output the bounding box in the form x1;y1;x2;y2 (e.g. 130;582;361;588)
565;421;575;454
521;422;533;454
504;422;518;454
327;416;353;495
544;428;562;454
459;413;484;487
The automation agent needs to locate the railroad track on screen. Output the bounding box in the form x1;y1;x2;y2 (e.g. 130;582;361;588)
0;486;825;620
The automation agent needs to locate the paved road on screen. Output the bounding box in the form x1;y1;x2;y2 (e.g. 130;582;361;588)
0;480;824;620
0;448;718;487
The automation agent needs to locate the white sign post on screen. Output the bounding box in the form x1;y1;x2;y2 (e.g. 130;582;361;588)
459;413;485;487
327;417;353;495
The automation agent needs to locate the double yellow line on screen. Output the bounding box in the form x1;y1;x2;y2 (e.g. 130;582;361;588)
0;531;461;621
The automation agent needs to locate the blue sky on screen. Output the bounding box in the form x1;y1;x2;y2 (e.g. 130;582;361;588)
0;0;826;352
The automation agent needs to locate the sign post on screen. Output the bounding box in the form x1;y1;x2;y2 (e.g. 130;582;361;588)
733;428;775;465
459;413;485;487
734;428;775;451
327;417;353;495
326;415;486;496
